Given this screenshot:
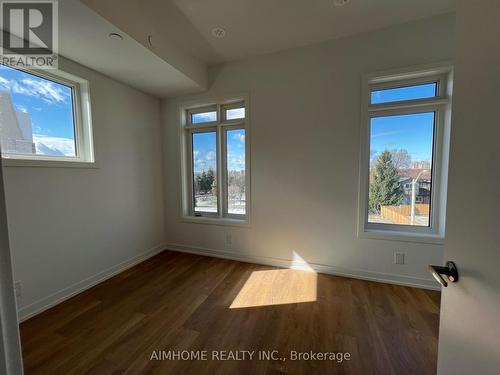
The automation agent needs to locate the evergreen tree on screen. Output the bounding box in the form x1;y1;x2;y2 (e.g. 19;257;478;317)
206;169;215;192
195;174;203;194
369;150;404;213
197;169;216;194
201;171;208;193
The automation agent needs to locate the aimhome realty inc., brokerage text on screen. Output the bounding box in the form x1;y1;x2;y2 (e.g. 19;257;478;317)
150;350;351;363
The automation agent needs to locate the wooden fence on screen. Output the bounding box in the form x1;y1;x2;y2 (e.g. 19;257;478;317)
380;204;430;225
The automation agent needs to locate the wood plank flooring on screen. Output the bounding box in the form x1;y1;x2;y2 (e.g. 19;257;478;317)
20;251;441;375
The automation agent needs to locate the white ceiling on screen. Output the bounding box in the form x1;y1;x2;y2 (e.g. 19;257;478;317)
172;0;455;63
62;0;455;98
59;0;207;98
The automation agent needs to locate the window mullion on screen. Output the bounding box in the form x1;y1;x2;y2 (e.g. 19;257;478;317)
368;98;449;113
368;103;445;119
216;123;224;218
221;127;228;217
187;130;195;216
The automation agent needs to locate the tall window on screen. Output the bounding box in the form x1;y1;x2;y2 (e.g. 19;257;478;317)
182;100;248;221
0;65;93;163
359;66;452;240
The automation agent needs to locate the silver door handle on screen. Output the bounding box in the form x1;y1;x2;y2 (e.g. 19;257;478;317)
428;261;458;287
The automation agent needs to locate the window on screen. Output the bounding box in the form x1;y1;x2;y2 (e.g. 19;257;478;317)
192;132;217;213
191;110;217;124
225;107;245;120
369;112;435;227
182;100;249;222
371;82;438;104
0;65;93;163
226;128;246;215
359;66;452;240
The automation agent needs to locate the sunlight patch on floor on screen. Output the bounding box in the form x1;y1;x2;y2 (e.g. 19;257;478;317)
230;268;317;308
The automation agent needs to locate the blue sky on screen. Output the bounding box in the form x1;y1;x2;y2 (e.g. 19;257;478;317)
192;111;217;124
192;129;245;173
192;108;245;124
0;65;74;139
192;132;216;173
370;82;436;163
371;83;437;104
226;129;245;172
370;112;434;162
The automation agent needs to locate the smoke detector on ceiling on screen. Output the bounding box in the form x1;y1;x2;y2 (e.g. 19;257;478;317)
333;0;351;7
211;27;226;39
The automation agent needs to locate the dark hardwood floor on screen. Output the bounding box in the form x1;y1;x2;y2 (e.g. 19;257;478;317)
20;251;441;375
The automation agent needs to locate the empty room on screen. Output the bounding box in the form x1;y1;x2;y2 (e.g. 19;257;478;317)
0;0;499;374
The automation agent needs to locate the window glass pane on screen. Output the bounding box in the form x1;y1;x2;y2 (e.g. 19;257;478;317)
368;112;434;227
226;129;246;215
0;65;76;157
192;132;217;213
371;83;437;104
226;107;245;120
191;111;217;124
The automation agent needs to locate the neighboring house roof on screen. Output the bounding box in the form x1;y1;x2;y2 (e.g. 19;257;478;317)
398;169;432;181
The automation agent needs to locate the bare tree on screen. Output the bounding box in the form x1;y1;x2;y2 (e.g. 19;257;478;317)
390;149;412;170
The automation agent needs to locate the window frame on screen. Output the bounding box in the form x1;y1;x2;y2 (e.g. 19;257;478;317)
180;97;250;225
0;66;94;167
358;64;453;243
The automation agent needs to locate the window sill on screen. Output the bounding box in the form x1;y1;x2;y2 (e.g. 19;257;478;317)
1;158;99;169
359;229;444;245
181;216;249;227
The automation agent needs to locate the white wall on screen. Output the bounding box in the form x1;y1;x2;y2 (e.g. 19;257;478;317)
437;1;500;373
161;14;455;288
3;58;166;320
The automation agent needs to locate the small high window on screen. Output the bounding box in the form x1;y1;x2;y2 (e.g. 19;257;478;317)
191;110;217;124
225;107;245;120
0;65;93;163
371;82;438;104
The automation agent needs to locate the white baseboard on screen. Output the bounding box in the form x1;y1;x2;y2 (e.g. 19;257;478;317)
18;243;167;322
165;242;441;291
18;241;439;322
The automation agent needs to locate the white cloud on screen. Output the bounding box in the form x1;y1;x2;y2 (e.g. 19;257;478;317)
194;150;216;172
233;132;245;143
371;130;403;138
0;76;70;104
12;78;69;104
0;76;9;88
192;112;216;123
229;155;245;171
227;107;245;120
33;135;75;156
15;104;28;113
205;151;216;161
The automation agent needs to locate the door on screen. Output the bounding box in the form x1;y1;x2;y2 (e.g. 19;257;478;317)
437;1;500;374
0;146;23;373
